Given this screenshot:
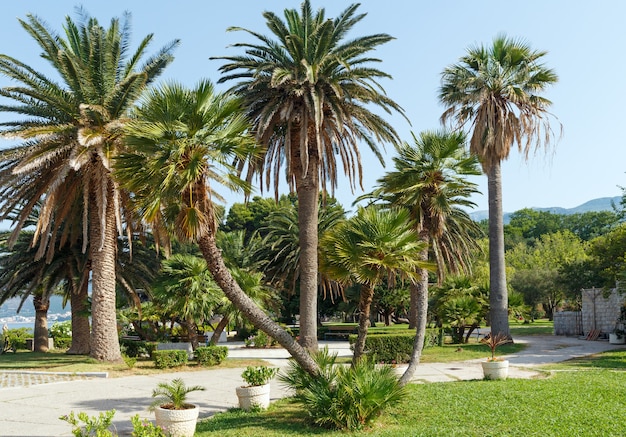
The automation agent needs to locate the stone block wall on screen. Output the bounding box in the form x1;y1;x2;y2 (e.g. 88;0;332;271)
554;311;582;336
581;288;625;335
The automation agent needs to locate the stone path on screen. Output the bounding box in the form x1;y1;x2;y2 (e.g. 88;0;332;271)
0;370;105;388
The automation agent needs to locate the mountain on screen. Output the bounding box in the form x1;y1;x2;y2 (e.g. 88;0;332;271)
469;196;622;223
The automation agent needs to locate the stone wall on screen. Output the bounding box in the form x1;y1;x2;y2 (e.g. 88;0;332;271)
553;311;582;336
581;288;625;335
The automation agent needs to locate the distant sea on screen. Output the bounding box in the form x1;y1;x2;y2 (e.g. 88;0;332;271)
0;295;70;331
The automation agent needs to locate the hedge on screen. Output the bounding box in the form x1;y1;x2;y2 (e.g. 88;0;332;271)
195;345;228;366
152;350;188;369
120;339;158;358
53;337;72;349
348;329;440;363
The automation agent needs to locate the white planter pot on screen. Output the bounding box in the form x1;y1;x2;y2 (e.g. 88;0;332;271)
481;360;509;380
609;333;626;344
236;383;271;410
154;404;199;437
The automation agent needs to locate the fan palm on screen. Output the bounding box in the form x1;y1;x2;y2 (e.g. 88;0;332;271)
213;0;404;350
439;34;560;339
116;80;320;375
359;130;482;383
0;11;178;361
320;207;426;362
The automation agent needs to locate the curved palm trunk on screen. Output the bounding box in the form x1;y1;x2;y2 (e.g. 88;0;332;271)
487;162;510;340
198;233;319;375
209;315;229;346
89;178;122;362
33;295;50;352
353;284;375;363
68;270;91;355
295;151;320;352
400;241;430;386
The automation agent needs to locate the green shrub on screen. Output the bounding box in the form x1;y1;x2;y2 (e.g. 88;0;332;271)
2;327;32;350
195;345;228;366
54;337;72;349
123;354;137;368
152;350;188;369
348;329;439;363
279;348;405;430
120;339;157;358
49;320;72;338
241;366;278;386
59;409;116;437
130;414;167;436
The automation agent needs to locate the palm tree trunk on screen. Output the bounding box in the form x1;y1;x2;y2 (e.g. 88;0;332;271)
197;233;320;375
33;294;50;352
353;284;375;363
184;319;199;350
487;162;510;340
295;150;320;352
400;242;429;386
210;315;229;346
68;270;91;355
89;177;122;362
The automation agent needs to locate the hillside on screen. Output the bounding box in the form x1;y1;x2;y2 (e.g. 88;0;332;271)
469;196;621;223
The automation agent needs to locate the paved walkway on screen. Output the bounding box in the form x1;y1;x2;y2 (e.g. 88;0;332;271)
0;336;623;436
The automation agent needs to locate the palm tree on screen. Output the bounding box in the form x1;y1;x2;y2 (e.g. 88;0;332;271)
213;0;404;350
439;34;560;339
320;207;426;362
359;130;482;383
152;254;222;349
116;80;320;375
0;11;178;361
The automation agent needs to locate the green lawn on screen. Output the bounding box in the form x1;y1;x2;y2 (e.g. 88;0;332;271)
196;348;626;437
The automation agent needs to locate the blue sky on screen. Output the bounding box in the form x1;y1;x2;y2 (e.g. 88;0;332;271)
0;1;624;214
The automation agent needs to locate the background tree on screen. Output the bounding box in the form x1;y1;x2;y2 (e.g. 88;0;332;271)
117;80;320;375
213;0;404;350
358;130;482;383
320;207;425;363
0;11;178;361
440;34;560;339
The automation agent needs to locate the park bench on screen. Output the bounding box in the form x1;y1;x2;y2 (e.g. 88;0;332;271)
323;325;357;341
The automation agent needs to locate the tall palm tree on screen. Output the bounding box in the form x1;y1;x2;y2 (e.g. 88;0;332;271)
359;130;482;383
439;35;560;339
213;0;404;350
320;207;426;362
116;80;320;375
0;11;178;361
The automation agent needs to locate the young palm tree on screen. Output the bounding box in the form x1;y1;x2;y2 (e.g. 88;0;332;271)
439;34;560;339
320;207;426;362
0;12;178;361
359;130;482;383
116;80;320;375
213;0;404;350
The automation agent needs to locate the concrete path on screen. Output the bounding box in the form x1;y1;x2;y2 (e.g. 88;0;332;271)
0;336;622;436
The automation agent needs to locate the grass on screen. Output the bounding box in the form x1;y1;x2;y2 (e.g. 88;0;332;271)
196;349;626;437
509;318;554;336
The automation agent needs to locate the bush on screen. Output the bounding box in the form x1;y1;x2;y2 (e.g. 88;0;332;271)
195;345;228;366
2;327;32;350
152;350;188;369
49;320;71;338
279;348;406;430
130;414;167;436
59;409;116;437
348;329;439;363
53;337;72;349
241;366;278;386
120;339;158;358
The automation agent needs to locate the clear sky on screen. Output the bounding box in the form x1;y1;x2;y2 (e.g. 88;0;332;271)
0;1;623;215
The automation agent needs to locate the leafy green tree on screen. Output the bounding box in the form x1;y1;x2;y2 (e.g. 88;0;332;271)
116;80;320;375
320;207;425;363
562;211;620;241
222;196;288;242
358;130;482;383
213;1;403;350
440;34;560;339
0;12;178;361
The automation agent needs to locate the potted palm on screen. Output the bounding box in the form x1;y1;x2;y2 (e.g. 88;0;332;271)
480;333;510;380
236;366;278;411
150;378;205;437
